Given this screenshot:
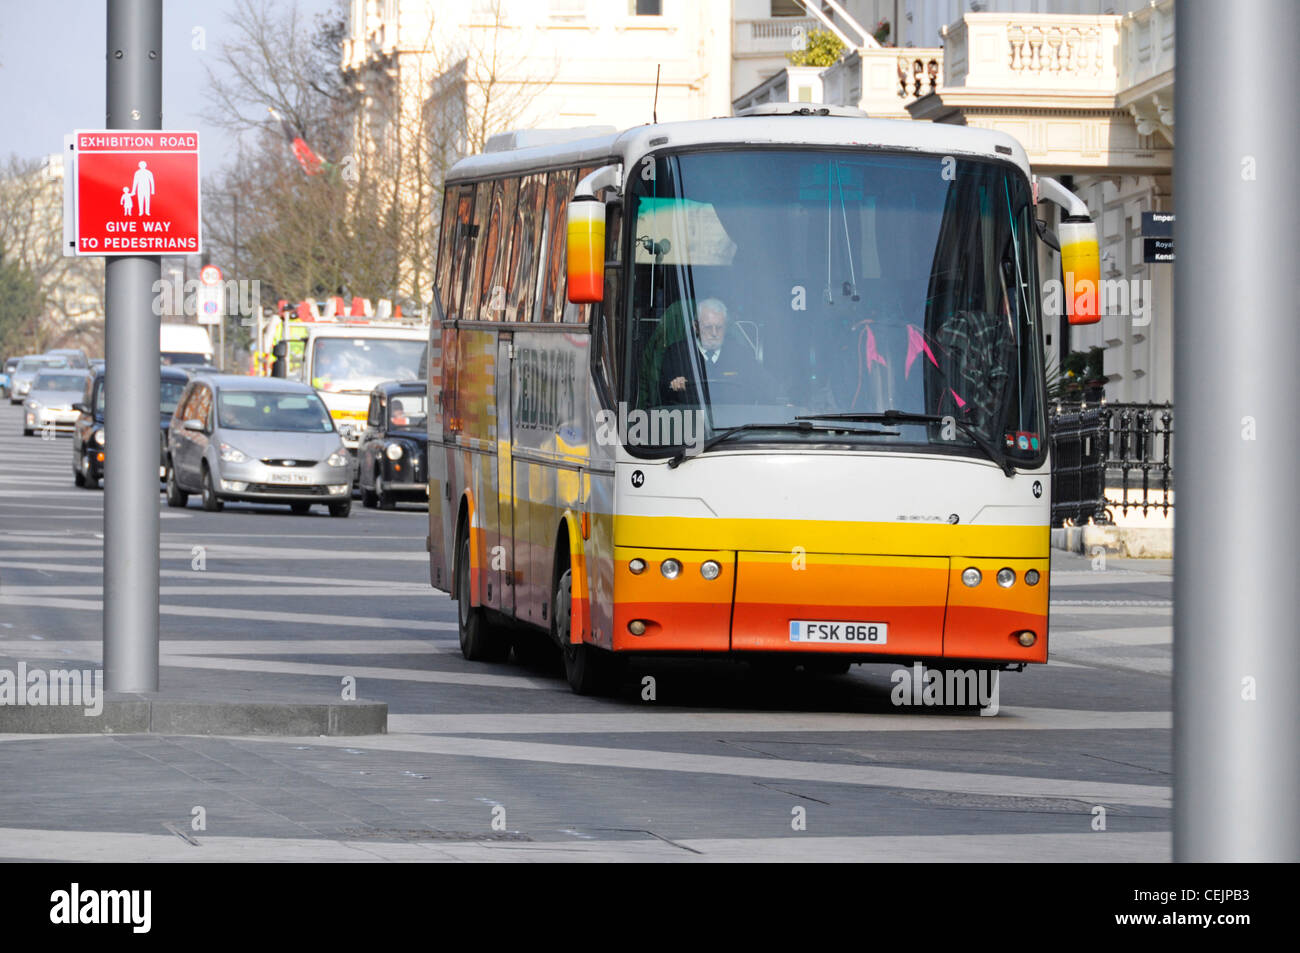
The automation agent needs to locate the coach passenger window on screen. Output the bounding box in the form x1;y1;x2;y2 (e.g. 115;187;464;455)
445;185;476;320
479;178;518;321
434;187;460;319
475;180;504;321
540;169;576;322
509;175;546;322
461;184;491;320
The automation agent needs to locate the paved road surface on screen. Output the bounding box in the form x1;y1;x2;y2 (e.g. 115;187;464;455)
0;403;1174;861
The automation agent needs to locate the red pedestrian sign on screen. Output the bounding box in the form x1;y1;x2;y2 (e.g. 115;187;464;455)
63;129;201;256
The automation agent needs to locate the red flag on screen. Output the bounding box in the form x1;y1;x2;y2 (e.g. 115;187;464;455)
268;107;324;176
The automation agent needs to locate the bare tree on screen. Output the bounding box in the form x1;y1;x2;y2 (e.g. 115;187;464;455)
202;0;557;313
0;155;105;355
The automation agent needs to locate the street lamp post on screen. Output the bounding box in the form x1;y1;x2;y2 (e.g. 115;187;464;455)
1175;0;1300;861
102;0;162;693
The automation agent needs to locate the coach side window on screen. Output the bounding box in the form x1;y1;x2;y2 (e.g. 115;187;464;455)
461;184;491;320
478;178;519;321
509;174;546;323
445;185;476;320
539;168;576;322
434;186;461;319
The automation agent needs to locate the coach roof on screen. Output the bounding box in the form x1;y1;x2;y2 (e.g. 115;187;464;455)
444;114;1031;184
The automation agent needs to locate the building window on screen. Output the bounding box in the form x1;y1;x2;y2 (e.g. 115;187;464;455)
549;0;585;20
630;0;662;14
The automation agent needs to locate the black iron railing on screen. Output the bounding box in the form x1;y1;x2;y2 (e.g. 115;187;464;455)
1048;401;1174;526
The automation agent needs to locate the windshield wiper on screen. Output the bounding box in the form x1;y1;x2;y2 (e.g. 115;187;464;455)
796;410;1015;477
667;420;898;469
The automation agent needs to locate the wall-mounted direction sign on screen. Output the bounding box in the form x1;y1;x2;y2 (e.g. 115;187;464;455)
63;129;200;256
1142;211;1174;262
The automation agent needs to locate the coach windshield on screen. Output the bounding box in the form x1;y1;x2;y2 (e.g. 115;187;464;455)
621;148;1047;468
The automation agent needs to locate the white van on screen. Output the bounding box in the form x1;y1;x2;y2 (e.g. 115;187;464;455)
160;323;215;367
298;324;427;449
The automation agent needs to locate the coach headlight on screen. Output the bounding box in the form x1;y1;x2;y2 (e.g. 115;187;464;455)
700;560;721;580
961;567;982;587
996;568;1016;588
660;558;682;580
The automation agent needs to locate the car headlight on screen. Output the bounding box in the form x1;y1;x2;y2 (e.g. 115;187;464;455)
93;430;105;446
385;443;403;461
327;450;349;468
219;442;248;463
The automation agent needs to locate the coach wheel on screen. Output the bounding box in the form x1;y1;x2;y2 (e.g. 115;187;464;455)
456;528;509;662
555;567;617;695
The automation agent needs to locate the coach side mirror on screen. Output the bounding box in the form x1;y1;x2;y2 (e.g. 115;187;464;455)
567;164;622;305
567;197;605;304
1036;176;1101;326
1059;217;1101;325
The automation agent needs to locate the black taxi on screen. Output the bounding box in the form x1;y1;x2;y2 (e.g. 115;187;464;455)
73;365;191;489
357;380;428;509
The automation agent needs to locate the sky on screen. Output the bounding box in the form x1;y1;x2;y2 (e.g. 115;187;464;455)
0;0;339;177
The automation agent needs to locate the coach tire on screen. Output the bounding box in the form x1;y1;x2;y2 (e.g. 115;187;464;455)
556;567;614;696
456;528;508;663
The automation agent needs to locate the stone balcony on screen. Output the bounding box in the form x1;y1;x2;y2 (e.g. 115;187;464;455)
941;12;1122;97
1118;0;1175;144
733;17;820;57
821;48;944;119
907;10;1172;175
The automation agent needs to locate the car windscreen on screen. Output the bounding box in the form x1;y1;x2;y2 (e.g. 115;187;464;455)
19;359;65;371
160;379;187;415
93;377;188;415
388;393;428;430
310;337;426;394
161;352;213;366
32;374;85;391
217;390;335;432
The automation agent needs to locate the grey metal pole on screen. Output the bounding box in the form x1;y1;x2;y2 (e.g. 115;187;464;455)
1174;0;1300;861
103;0;162;693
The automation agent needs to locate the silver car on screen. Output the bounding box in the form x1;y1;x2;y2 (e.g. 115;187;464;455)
166;375;353;516
23;369;90;436
9;356;69;404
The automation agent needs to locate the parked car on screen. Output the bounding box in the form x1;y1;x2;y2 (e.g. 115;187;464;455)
73;365;189;489
9;356;68;403
45;347;90;369
166;374;352;516
357;380;428;509
22;369;89;436
88;358;105;373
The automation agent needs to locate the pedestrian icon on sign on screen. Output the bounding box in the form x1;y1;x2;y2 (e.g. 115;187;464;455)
120;187;133;215
130;160;156;215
